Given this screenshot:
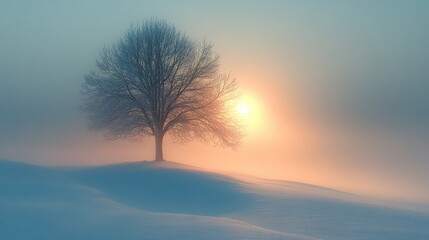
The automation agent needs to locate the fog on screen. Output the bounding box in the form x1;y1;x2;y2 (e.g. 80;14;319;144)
1;0;429;206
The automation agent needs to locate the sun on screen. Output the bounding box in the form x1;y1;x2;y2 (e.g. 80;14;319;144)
232;91;265;136
237;102;251;116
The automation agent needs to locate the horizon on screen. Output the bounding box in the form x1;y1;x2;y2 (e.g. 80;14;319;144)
3;157;429;215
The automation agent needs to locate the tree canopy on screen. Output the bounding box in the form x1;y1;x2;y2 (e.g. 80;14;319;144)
82;19;242;160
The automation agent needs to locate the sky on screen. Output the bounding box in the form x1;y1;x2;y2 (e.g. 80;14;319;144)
1;0;429;205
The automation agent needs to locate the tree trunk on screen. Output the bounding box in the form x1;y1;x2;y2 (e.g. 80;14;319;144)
154;133;164;161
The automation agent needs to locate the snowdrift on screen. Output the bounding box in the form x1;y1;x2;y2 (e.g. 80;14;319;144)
66;161;251;215
1;159;428;240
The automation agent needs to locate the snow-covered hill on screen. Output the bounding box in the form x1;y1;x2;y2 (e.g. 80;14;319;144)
1;159;428;240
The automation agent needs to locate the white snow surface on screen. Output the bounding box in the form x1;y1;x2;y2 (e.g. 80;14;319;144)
1;159;428;240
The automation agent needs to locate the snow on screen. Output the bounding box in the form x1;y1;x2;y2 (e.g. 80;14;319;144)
1;159;428;240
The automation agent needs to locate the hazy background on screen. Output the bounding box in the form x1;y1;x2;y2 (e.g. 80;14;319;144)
1;0;429;206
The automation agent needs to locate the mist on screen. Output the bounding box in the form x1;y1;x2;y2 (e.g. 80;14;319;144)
1;0;429;206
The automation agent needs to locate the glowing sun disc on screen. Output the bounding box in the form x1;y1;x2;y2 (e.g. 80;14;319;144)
237;102;250;116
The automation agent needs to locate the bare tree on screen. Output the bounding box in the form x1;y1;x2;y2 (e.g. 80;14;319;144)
82;19;242;161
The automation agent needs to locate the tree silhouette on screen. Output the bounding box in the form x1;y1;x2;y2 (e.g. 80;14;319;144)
82;19;242;161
